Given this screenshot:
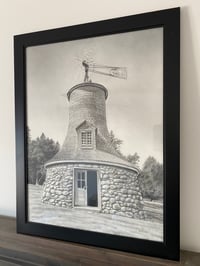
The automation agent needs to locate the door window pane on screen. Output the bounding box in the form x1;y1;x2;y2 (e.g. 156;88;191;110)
77;171;86;188
81;172;85;179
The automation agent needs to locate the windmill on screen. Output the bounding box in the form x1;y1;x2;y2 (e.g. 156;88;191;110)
44;57;144;219
82;60;127;82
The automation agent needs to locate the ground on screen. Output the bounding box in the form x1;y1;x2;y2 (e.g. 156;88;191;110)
28;185;163;242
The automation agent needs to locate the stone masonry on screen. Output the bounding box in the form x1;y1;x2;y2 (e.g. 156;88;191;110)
42;163;145;219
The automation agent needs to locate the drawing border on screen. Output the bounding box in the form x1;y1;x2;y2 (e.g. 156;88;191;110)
14;7;180;260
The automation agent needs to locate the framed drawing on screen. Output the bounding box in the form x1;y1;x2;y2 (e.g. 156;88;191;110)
14;7;180;260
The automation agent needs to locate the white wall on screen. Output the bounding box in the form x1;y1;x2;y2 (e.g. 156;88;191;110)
0;0;200;253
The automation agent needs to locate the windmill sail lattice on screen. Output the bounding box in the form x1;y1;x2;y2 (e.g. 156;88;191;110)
82;60;127;82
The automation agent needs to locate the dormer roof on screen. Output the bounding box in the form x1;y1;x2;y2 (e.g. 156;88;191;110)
76;120;96;131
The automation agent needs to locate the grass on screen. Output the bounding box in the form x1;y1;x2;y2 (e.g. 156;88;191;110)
28;184;163;242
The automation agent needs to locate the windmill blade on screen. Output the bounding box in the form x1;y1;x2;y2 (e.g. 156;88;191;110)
88;63;122;69
80;59;128;81
89;67;127;79
85;58;94;65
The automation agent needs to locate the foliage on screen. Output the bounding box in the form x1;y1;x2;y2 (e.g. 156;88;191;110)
138;156;163;201
109;131;140;166
126;153;140;166
109;130;123;154
28;130;60;185
108;131;163;200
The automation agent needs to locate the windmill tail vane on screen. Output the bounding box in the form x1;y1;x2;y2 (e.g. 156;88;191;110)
82;60;127;82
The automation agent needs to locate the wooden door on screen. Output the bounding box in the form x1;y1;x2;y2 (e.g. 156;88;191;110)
75;170;87;206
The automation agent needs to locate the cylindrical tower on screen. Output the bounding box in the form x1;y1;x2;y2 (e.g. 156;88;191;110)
51;82;122;162
67;83;109;137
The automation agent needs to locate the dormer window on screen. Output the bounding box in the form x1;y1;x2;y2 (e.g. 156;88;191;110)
81;131;92;146
76;120;96;150
81;130;93;148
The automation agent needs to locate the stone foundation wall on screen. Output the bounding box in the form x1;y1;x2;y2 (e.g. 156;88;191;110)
100;166;145;219
42;163;145;219
42;165;73;208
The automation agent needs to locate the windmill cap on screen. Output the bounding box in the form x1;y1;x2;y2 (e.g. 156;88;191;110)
67;82;108;101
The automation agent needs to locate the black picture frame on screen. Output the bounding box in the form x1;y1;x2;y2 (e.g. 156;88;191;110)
14;7;180;260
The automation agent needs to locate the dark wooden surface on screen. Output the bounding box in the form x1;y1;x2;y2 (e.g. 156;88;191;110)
0;216;199;266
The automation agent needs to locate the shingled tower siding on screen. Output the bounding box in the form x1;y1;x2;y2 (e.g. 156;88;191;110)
66;83;110;150
50;82;120;160
43;82;145;220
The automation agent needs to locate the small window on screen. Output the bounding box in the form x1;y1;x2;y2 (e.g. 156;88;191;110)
81;131;92;147
77;171;86;188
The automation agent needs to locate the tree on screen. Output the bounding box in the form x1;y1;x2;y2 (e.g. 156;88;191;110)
109;130;123;154
138;156;163;201
28;132;60;185
126;152;140;166
109;131;140;166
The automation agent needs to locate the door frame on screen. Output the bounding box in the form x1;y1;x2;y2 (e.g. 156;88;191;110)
74;169;88;207
72;167;101;210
